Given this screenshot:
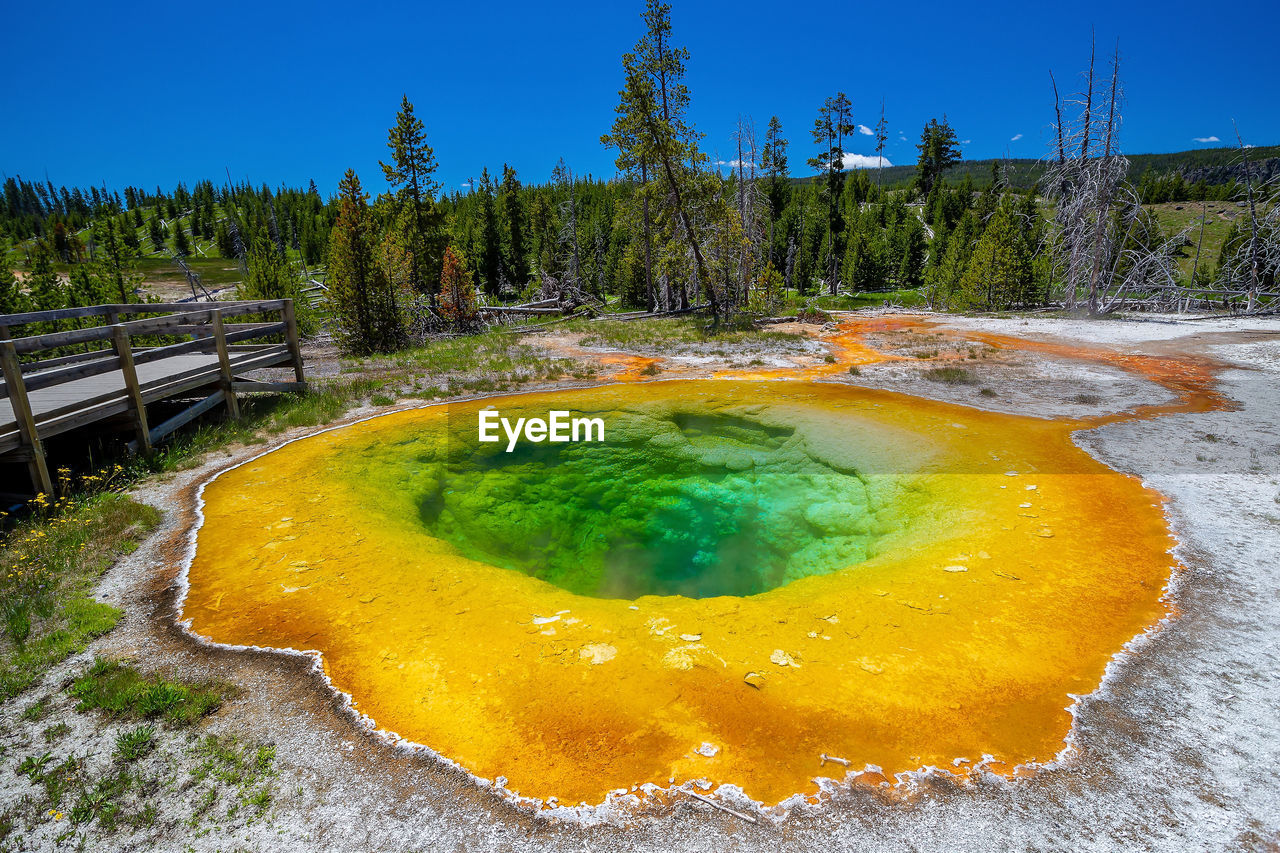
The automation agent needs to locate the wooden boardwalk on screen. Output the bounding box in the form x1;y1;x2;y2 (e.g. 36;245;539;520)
1;300;305;498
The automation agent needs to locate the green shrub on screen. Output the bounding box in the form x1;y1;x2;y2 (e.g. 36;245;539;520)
923;367;977;384
70;659;229;727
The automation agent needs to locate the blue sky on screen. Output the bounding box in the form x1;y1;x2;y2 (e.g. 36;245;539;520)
2;0;1276;197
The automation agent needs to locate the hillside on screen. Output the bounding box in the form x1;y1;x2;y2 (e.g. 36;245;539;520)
846;144;1280;190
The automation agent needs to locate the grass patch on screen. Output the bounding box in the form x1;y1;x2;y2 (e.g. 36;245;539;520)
15;746;148;835
5;661;264;843
114;725;156;761
69;658;230;726
1072;393;1102;405
42;721;71;743
378;330;595;380
573;315;806;353
1145;201;1241;282
980;387;998;397
781;289;925;312
0;494;161;701
923;367;978;385
188;734;277;825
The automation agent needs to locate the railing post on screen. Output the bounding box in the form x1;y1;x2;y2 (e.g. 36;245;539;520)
0;339;54;497
280;300;306;387
111;324;152;454
211;309;241;420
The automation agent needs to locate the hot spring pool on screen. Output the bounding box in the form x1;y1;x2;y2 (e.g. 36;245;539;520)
183;380;1174;807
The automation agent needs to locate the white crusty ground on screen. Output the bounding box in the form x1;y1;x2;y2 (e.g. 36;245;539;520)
2;314;1278;851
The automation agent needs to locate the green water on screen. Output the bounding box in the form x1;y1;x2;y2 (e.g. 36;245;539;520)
401;405;904;599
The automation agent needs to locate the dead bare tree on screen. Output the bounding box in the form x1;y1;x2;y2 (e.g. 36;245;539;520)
732;116;770;307
1043;41;1186;315
552;158;583;292
1229;123;1266;311
1215;152;1279;312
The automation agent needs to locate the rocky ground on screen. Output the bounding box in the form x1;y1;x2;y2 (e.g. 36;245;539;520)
2;312;1278;852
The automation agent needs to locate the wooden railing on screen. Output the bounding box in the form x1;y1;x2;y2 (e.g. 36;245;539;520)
0;300;305;497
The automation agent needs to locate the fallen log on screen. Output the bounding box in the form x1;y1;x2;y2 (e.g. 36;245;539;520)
495;310;589;334
592;303;711;322
479;306;563;316
686;791;758;824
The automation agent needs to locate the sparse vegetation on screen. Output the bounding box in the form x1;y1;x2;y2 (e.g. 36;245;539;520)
6;661;272;846
923;366;978;384
70;659;229;726
114;725;156;761
575;316;806;354
1;494;161;700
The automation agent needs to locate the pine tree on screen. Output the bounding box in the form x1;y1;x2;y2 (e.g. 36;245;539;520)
808;93;855;294
380;95;445;297
612;0;721;318
0;262;28;315
475;168;501;295
173;219;191;255
119;214;141;252
215;220;234;258
527;190;558;277
760;115;790;252
53;222;70;261
924;211;978;309
438;246;479;327
914;116;963;198
148;213;166;252
26;245;64;312
94;216;134;303
327;170;405;354
241;233;309;331
68;263;113;308
956;204;1033;309
602;44;658;311
874;100;889;190
498;165;529;287
895;217;928;288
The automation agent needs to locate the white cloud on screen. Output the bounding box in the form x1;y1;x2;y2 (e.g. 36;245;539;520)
1193;135;1221;143
857;124;874;136
961;139;972;144
716;159;756;168
898;135;907;142
841;153;893;170
1010;133;1024;142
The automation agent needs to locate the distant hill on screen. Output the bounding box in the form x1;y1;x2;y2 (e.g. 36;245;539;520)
823;144;1280;191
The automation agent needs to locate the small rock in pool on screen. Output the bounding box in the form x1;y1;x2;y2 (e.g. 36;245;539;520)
770;649;801;668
